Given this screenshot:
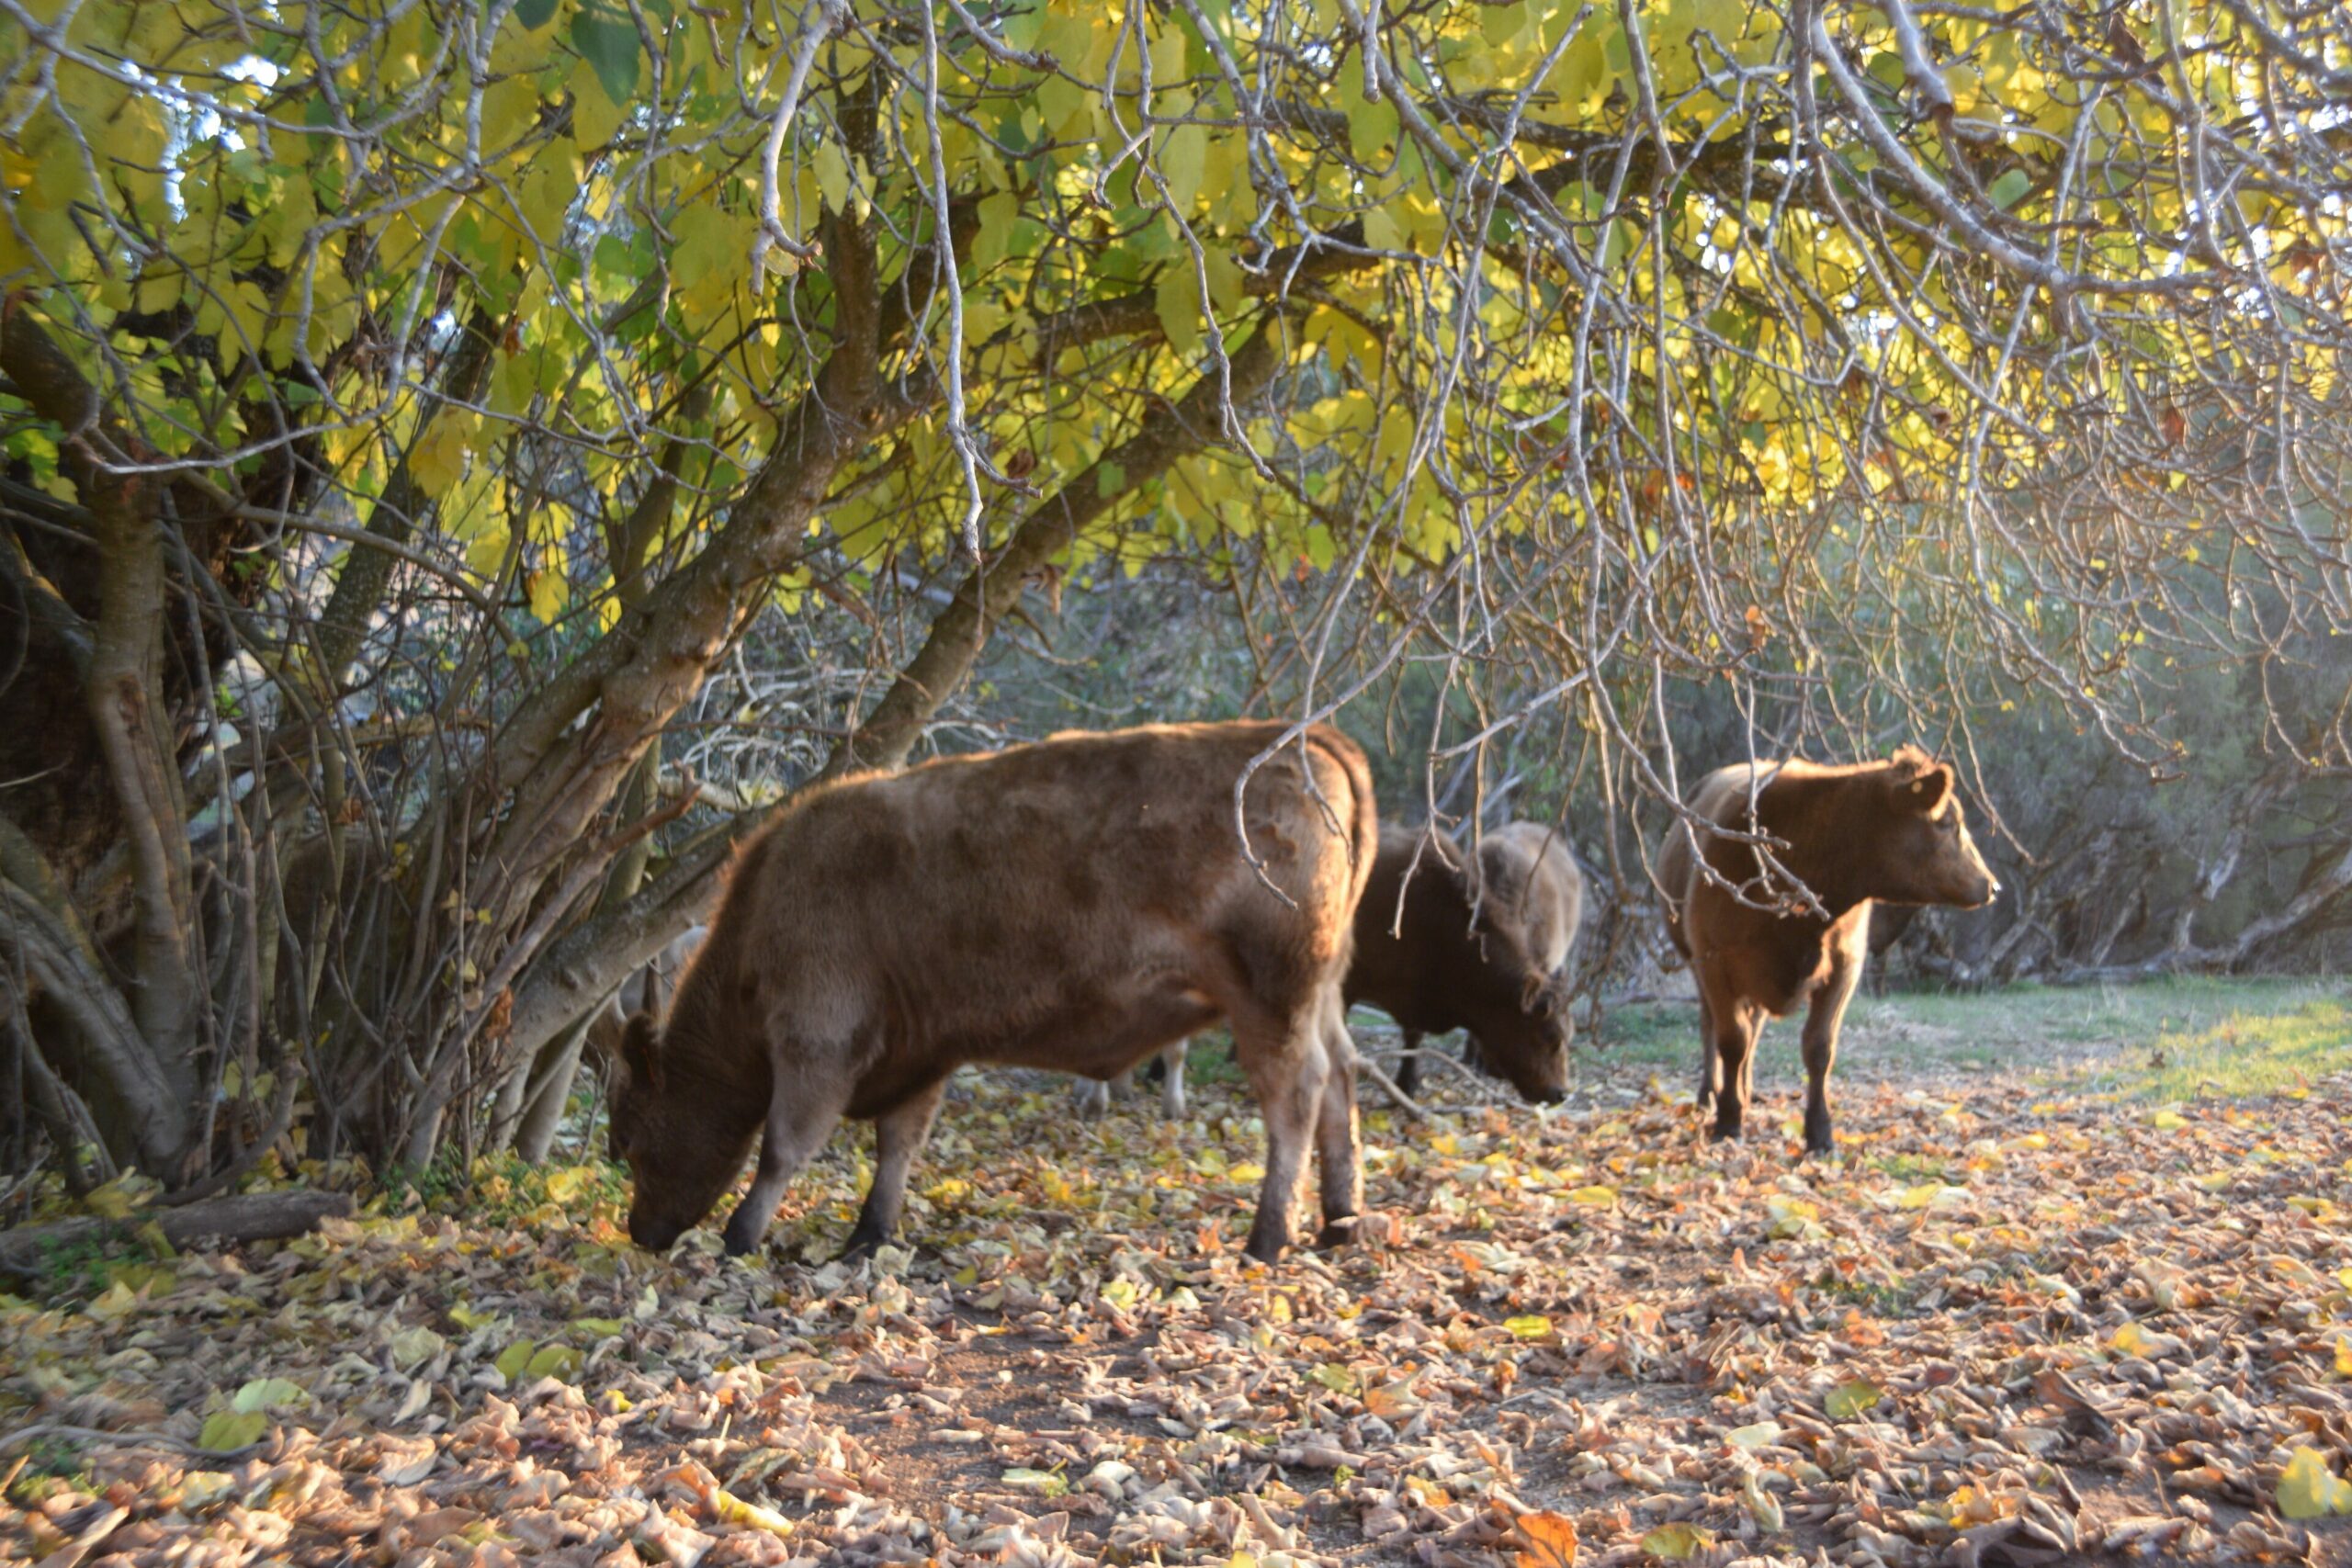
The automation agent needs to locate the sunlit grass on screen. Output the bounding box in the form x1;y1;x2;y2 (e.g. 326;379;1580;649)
1584;976;2349;1102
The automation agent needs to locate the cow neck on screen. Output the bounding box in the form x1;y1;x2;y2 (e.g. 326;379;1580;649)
1752;768;1875;919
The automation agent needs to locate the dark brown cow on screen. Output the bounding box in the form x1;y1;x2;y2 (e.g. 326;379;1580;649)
1087;818;1583;1111
582;925;706;1073
1658;747;1997;1155
607;721;1378;1263
1351;822;1577;1102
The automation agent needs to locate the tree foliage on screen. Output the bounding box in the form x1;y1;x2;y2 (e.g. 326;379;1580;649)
0;0;2345;1187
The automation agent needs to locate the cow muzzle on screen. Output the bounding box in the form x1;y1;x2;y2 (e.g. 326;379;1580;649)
628;1212;684;1252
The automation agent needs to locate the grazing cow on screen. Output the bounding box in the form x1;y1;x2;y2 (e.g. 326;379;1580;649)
607;721;1378;1264
1658;747;1998;1154
1083;821;1585;1110
1349;823;1577;1104
1071;1039;1190;1118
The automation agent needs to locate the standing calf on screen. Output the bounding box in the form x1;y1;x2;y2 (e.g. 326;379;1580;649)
607;721;1377;1263
1658;747;1997;1155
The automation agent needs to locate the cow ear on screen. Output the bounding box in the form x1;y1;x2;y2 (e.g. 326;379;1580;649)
1907;763;1955;817
619;1011;664;1092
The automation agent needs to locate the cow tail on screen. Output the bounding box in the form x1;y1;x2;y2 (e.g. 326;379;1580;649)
1306;724;1380;921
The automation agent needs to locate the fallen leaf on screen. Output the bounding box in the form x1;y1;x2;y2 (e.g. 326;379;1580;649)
2279;1447;2352;1519
1514;1508;1579;1567
1640;1521;1713;1560
1826;1378;1884;1420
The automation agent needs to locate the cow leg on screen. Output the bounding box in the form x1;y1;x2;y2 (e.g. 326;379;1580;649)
1161;1038;1190;1119
842;1079;947;1258
1693;984;1720;1114
1233;1005;1331;1263
722;1076;849;1258
1313;997;1363;1247
1392;1029;1424;1099
1707;998;1761;1144
1073;1066;1128;1118
1801;951;1864;1157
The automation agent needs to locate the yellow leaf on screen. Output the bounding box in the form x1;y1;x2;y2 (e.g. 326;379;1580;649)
2149;1110;2188;1131
1514;1508;1578;1568
544;1165;593;1204
1504;1314;1554;1340
1825;1379;1883;1420
1639;1522;1713;1560
449;1302;498;1330
526;568;567;623
2110;1322;2150;1357
1001;1467;1067;1496
2335;1338;2352;1379
568;53;625;146
1227;1162;1265;1183
709;1487;794;1536
1566;1184;1618;1207
2278;1447;2352;1520
1896;1183;1942;1209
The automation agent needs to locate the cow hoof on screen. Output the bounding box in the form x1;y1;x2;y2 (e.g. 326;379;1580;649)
1315;1217;1359;1250
838;1228;892;1263
721;1230;760;1258
1709;1122;1744;1144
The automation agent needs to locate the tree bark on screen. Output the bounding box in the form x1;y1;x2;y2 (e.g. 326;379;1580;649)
311;308;500;684
0;1190;355;1281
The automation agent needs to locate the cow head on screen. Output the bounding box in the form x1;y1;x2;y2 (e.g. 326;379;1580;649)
1480;976;1576;1104
1458;907;1575;1104
607;1012;759;1252
1879;750;2000;909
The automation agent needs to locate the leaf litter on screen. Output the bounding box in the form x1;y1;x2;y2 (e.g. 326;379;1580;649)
5;1053;2352;1567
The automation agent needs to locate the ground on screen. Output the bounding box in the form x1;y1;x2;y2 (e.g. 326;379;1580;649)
5;976;2352;1568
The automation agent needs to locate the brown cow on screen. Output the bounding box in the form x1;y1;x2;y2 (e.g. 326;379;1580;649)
607;721;1378;1263
1084;820;1584;1109
1351;822;1577;1102
1658;747;1997;1155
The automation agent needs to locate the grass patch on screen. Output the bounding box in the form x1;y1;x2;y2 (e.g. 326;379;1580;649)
1580;976;2348;1102
2064;993;2352;1102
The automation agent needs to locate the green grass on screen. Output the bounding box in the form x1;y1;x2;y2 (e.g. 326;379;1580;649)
1583;976;2350;1103
2065;992;2352;1102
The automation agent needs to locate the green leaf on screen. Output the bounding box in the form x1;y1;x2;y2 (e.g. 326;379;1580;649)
515;0;559;28
495;1339;537;1380
1825;1378;1884;1420
571;7;641;108
198;1410;269;1453
1001;1467;1068;1496
525;1343;582;1381
232;1377;307;1413
1343;83;1398;164
1154;266;1201;356
1987;169;2032;210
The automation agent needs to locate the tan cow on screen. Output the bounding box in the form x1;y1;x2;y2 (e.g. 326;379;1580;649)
607;721;1378;1263
1658;747;1997;1155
